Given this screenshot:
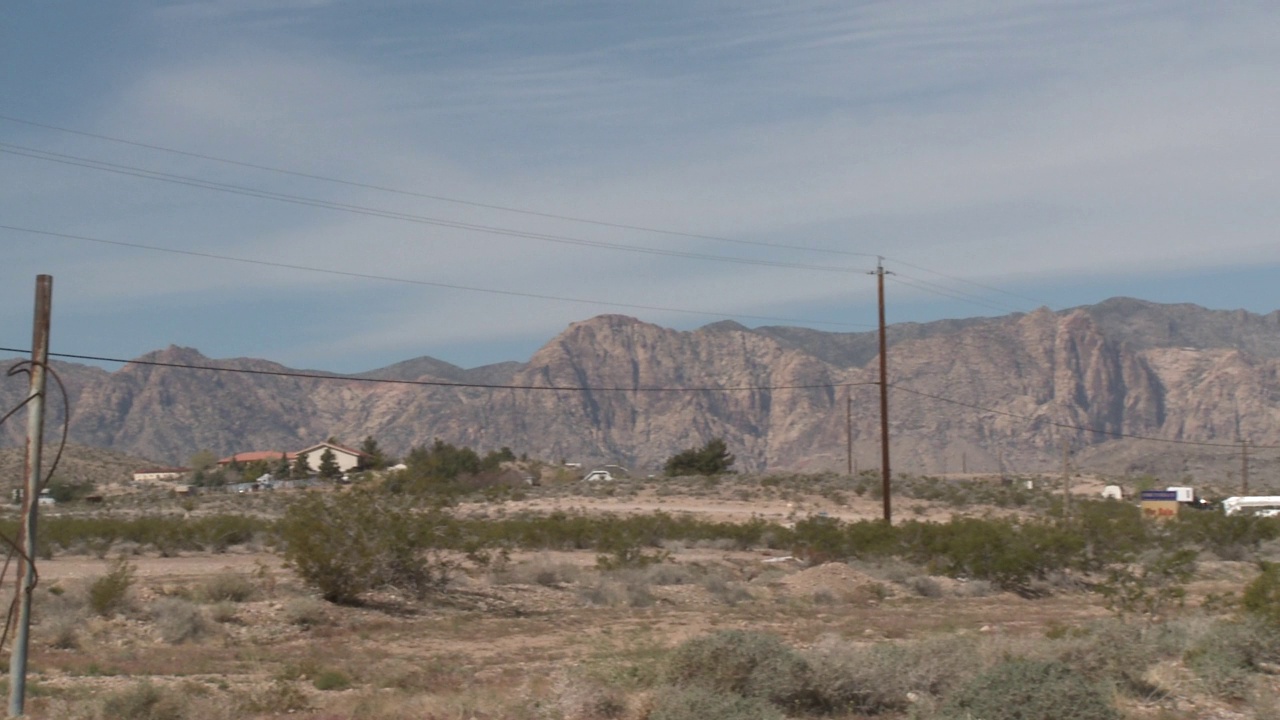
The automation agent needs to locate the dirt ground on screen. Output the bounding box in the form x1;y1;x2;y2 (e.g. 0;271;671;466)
9;474;1278;720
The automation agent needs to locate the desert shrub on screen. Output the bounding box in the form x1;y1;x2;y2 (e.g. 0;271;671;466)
904;575;943;598
1097;548;1197;617
1242;561;1280;625
493;556;581;586
940;658;1119;720
665;630;814;711
1184;617;1280;699
236;679;310;714
151;598;207;644
209;601;238;624
100;681;187;720
312;670;352;691
805;634;976;714
702;575;754;605
648;686;782;720
551;671;628;720
1172;512;1280;560
199;571;256;603
284;596;330;629
903;517;1087;595
579;577;655;608
36;586;85;650
278;489;455;604
1050;618;1175;697
88;556;135;617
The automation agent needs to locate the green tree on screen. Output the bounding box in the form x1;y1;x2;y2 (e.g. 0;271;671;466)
188;450;218;472
291;452;311;479
358;435;386;470
274;453;291;479
664;438;735;477
318;448;341;480
243;459;271;483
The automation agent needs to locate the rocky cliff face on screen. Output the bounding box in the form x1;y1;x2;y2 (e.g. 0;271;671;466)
1;298;1278;480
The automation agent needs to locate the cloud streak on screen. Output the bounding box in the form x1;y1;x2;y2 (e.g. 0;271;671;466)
3;1;1279;371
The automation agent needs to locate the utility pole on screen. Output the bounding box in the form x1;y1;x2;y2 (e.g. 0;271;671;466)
9;275;51;718
846;392;853;476
1241;439;1249;495
872;258;892;524
1061;438;1071;521
962;451;967;475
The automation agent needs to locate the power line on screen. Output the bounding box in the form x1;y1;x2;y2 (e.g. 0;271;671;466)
0;225;875;330
889;273;1025;315
0;143;869;275
0;346;881;394
890;383;1277;450
883;255;1054;309
1;118;1067;324
0;113;883;261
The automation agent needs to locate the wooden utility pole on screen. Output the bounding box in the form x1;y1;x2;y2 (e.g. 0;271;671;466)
1241;439;1249;495
9;275;52;718
1061;438;1071;521
874;258;891;524
846;392;853;476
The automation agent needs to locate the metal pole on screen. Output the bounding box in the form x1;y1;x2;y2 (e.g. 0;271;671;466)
876;259;891;524
9;275;51;718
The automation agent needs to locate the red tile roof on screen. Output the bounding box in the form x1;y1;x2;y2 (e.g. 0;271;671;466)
217;451;295;465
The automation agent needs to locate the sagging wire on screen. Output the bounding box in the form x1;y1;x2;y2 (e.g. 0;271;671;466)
0;360;71;655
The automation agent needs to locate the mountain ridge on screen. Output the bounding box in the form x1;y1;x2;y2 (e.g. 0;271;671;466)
0;297;1277;483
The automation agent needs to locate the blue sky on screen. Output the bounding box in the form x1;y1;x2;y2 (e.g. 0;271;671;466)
3;1;1279;373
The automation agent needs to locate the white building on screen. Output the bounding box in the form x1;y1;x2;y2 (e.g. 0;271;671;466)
132;467;188;482
293;442;367;474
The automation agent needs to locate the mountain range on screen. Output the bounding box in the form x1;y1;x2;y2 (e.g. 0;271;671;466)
2;297;1279;484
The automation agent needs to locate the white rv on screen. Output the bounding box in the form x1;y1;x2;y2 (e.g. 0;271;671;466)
1221;496;1280;517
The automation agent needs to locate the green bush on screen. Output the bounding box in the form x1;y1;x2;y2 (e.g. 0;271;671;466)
1243;561;1280;626
805;634;975;714
1097;548;1197;617
665;630;813;711
100;681;186;720
1185;618;1280;699
151;598;207;644
278;489;454;604
88;557;135;617
199;571;257;603
648;686;782;720
312;670;352;691
941;658;1119;720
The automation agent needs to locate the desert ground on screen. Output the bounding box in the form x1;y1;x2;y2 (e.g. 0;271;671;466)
4;472;1278;720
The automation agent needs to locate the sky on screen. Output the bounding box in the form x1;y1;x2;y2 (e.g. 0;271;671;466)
2;1;1279;374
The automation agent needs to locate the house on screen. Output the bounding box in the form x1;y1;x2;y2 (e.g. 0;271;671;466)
132;467;189;482
217;442;370;476
293;442;367;474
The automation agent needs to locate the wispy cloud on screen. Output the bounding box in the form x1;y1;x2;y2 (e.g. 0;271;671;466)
3;1;1279;370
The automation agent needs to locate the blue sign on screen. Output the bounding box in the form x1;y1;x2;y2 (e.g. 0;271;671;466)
1140;490;1179;502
